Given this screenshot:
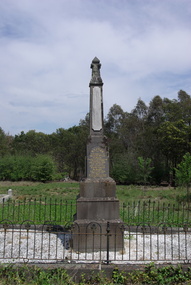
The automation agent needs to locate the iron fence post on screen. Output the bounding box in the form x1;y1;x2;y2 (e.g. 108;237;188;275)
106;221;111;264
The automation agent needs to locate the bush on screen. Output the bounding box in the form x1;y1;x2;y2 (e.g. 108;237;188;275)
30;155;55;182
111;153;137;184
0;155;55;182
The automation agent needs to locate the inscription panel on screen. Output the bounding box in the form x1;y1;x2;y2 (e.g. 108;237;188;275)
88;146;108;178
92;87;102;131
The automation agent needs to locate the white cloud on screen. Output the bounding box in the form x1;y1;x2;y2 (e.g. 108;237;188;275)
0;0;190;135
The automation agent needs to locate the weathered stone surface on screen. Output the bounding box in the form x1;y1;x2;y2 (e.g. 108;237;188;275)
89;57;103;86
76;197;120;220
87;145;109;179
72;220;124;252
92;86;102;131
79;178;116;198
73;58;123;251
86;134;109;179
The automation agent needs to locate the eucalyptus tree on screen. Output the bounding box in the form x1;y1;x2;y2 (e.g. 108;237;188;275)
0;127;13;157
13;130;51;155
175;152;191;200
137;156;154;186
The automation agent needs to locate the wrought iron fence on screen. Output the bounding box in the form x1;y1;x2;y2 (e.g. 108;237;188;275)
0;220;190;264
121;200;191;226
0;198;76;225
0;198;190;226
0;199;191;264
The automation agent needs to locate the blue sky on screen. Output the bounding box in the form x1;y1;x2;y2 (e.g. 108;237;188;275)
0;0;191;135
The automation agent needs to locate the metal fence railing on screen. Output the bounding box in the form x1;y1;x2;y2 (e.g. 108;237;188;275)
0;198;76;225
121;200;191;226
0;199;191;264
0;220;190;264
0;198;190;226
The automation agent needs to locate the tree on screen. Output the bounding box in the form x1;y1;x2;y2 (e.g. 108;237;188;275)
13;130;51;155
147;95;164;126
137;157;154;186
50;125;88;180
30;155;55;182
105;104;125;135
158;120;189;170
111;153;137;184
132;98;148;120
178;90;191;126
0;154;54;182
0;127;13;157
163;98;181;122
175;152;191;200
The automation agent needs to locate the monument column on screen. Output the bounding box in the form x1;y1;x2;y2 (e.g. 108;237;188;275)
73;57;123;251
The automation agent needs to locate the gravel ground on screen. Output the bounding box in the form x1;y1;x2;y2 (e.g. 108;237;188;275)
0;229;190;264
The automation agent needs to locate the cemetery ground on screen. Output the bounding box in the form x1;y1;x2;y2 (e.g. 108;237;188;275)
0;181;190;226
0;181;191;284
0;180;186;203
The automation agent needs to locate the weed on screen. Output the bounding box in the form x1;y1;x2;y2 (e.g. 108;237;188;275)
0;265;74;285
0;264;191;284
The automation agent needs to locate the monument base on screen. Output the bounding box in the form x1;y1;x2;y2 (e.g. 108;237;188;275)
76;197;120;220
79;178;116;198
73;178;124;252
72;219;124;252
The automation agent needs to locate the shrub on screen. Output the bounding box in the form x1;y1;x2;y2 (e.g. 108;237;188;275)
0;155;55;182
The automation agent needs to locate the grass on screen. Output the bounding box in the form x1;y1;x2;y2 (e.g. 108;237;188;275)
0;182;78;225
0;181;79;200
0;181;188;203
116;184;189;204
0;181;190;226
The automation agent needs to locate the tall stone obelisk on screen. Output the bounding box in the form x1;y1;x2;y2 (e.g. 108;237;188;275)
73;57;123;251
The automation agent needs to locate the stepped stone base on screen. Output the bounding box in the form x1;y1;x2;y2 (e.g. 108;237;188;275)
72;179;124;252
76;178;120;220
76;197;120;220
72;219;124;252
79;178;116;198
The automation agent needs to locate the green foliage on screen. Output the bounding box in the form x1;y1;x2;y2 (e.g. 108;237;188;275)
112;268;126;284
175;152;191;200
175;152;191;186
0;181;79;199
0;182;190;226
111;153;137;184
1;89;191;184
0;198;76;224
0;264;191;285
30;155;55;182
50;125;88;180
0;128;13;157
13;130;51;156
111;264;191;285
137;156;154;185
0;155;55;182
158;120;189;166
0;265;74;284
105;103;125;134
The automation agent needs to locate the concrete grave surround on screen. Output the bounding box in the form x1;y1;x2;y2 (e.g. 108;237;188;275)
73;57;123;251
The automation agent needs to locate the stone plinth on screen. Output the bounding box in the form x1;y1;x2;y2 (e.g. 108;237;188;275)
76;197;119;220
74;178;123;251
79;178;116;198
77;178;120;220
72;220;124;252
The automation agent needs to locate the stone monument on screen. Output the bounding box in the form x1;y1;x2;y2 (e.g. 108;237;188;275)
73;57;123;251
